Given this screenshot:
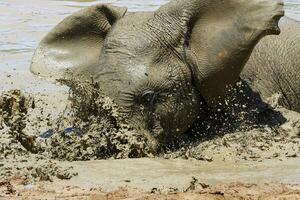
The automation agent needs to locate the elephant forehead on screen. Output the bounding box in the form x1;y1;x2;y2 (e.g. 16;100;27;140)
115;64;172;89
96;63;181;100
104;11;182;53
126;64;147;79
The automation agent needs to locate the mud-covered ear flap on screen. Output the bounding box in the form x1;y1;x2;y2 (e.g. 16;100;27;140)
159;0;284;105
30;4;127;80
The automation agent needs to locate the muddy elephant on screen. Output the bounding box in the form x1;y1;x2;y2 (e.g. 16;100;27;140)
30;0;285;140
241;18;300;112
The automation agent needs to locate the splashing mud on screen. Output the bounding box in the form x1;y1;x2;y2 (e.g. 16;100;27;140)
39;78;155;161
0;79;159;183
164;82;300;162
1;79;299;185
0;90;77;182
0;79;300;199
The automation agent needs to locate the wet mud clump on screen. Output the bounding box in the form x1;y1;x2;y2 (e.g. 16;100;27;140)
1;80;154;163
0;90;77;182
40;79;154;161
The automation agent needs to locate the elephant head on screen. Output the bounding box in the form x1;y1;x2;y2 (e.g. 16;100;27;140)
31;0;284;141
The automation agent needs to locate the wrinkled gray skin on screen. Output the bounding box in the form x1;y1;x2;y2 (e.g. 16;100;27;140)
242;18;300;112
31;0;284;141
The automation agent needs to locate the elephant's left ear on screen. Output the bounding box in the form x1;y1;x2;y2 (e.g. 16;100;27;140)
30;4;127;80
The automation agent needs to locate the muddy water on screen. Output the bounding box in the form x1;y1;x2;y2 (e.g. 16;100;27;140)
65;158;300;190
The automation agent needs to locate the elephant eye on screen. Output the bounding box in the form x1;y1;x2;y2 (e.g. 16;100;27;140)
141;90;158;105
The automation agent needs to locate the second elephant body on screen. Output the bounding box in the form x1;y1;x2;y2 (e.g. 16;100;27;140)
242;17;300;112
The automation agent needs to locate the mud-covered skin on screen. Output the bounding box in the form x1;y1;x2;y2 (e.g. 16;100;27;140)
30;0;283;139
91;12;201;140
242;17;300;112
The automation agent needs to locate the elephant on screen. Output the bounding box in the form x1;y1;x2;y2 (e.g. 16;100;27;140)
241;18;300;112
30;0;285;141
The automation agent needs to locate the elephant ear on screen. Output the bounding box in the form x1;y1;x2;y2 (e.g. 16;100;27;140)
158;0;284;105
30;4;127;80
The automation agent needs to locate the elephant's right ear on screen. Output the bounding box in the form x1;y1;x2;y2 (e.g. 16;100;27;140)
158;0;284;105
30;4;127;80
